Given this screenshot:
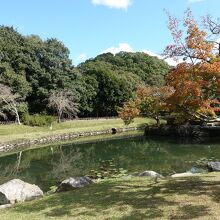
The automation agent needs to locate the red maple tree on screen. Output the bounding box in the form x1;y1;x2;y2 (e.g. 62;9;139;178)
164;9;220;123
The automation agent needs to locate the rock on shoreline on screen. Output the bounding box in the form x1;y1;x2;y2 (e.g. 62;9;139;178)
57;176;93;192
0;179;43;205
207;162;220;171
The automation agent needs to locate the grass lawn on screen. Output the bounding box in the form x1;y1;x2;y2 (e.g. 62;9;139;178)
0;117;153;144
0;173;220;220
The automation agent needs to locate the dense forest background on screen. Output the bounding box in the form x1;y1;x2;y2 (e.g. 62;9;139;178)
0;26;170;120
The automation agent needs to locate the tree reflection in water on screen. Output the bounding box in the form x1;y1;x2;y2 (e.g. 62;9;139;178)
0;136;219;191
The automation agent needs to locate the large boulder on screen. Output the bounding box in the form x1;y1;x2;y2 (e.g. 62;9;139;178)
207;162;220;171
0;179;43;204
57;176;93;192
139;170;163;178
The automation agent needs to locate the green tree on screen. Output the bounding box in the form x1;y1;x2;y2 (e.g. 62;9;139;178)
78;52;171;116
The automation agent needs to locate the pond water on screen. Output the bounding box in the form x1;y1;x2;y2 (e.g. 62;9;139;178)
0;136;219;191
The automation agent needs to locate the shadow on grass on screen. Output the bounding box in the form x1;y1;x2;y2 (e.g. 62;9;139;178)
6;176;220;219
161;176;220;198
169;204;210;220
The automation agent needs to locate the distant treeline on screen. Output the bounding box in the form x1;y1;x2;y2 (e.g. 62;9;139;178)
0;26;170;120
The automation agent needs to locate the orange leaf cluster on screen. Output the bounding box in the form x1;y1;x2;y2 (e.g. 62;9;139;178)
165;10;220;121
119;86;174;125
120;10;220;124
118;100;140;125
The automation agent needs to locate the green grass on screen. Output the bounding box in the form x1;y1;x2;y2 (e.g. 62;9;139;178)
0;118;153;144
1;173;220;219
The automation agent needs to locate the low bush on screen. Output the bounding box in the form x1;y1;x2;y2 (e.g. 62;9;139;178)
22;113;55;127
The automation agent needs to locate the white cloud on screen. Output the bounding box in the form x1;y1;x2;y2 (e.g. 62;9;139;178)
72;53;87;65
141;49;181;66
141;49;162;58
102;43;134;54
91;0;132;9
78;53;87;61
188;0;205;3
101;43;181;66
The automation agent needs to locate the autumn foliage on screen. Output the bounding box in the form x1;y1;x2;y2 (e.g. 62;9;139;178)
118;100;140;125
119;86;173;125
165;9;220;122
120;10;220;125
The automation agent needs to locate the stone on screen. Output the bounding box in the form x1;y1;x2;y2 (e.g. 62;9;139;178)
57;176;93;192
0;179;43;205
0;204;12;209
207;162;220;171
139;170;163;178
171;172;195;178
190;166;205;174
121;174;133;180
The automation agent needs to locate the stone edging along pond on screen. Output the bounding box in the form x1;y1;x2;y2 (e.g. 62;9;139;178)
0;126;145;153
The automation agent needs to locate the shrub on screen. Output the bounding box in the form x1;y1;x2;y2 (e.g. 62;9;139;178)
22;112;55;127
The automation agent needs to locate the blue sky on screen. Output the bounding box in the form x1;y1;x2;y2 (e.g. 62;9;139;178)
1;0;220;65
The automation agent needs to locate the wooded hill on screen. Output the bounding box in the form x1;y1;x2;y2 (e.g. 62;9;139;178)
0;26;170;119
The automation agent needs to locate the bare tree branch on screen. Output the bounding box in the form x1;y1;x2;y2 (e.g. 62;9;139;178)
0;84;21;125
48;89;79;123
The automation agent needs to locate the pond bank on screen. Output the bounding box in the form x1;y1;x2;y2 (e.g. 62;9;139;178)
0;126;145;153
145;124;220;137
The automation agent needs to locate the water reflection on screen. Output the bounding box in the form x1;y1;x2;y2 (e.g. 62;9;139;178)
0;136;219;190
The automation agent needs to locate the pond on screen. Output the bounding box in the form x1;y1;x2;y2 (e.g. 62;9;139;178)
0;136;219;191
